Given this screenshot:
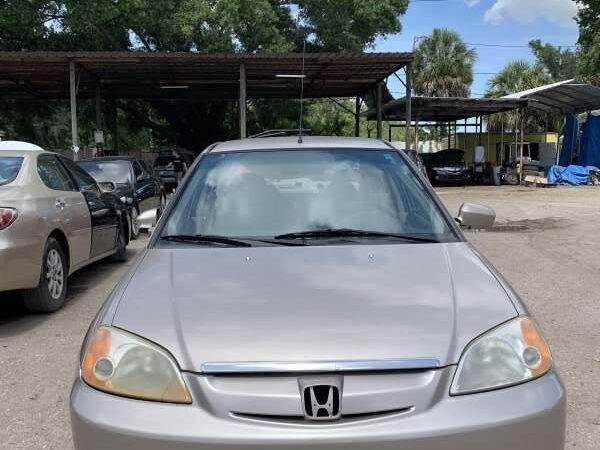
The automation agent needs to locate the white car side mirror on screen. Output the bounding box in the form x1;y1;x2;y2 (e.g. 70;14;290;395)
456;203;496;229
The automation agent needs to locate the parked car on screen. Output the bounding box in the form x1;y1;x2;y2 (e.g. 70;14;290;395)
423;148;470;186
71;137;564;450
153;151;195;190
77;157;166;239
0;141;128;313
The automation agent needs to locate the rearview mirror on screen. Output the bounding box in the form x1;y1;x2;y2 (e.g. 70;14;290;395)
98;181;116;193
456;203;496;229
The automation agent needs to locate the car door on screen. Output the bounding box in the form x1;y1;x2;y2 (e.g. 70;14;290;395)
132;160;159;212
36;154;92;269
59;157;121;258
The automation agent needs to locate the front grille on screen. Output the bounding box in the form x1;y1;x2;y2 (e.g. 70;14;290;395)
231;406;413;424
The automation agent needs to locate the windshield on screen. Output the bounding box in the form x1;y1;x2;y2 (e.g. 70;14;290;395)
161;149;457;244
78;160;132;184
0;157;24;186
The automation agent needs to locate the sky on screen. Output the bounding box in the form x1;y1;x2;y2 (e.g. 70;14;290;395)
373;0;580;98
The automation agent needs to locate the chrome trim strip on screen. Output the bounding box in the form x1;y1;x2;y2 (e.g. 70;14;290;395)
201;358;440;374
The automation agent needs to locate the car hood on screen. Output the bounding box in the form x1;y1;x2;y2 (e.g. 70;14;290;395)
112;243;517;372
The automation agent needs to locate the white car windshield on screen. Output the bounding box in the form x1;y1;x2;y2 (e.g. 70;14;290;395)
162;149;457;242
0;157;23;186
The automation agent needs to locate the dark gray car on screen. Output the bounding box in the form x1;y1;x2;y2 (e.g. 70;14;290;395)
71;137;565;450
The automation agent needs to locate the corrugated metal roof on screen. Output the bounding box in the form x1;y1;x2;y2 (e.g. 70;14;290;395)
0;51;412;100
366;96;527;122
504;79;600;113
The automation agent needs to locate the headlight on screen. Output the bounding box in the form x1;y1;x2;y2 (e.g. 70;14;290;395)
81;326;192;404
451;317;552;395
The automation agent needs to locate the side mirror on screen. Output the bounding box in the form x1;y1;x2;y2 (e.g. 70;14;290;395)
98;181;116;193
135;207;158;234
456;203;496;229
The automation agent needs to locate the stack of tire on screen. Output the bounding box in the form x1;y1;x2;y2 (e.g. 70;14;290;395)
522;161;544;178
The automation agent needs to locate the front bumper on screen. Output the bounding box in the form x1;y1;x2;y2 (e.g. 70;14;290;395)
433;172;470;184
0;236;43;291
70;370;565;450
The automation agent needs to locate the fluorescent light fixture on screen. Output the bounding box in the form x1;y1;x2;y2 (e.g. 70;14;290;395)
275;74;306;79
160;85;190;89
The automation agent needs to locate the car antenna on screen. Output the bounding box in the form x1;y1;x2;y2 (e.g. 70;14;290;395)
297;39;306;144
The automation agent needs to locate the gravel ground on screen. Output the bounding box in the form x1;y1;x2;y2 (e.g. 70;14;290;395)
0;185;598;449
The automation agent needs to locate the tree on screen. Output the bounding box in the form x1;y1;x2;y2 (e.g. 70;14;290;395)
412;28;477;97
485;60;551;132
576;0;600;85
529;39;578;81
0;0;410;151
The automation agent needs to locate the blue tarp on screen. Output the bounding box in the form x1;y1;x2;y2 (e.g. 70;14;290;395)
547;165;599;185
577;114;600;167
559;113;578;167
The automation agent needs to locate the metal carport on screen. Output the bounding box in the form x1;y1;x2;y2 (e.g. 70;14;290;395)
0;51;413;157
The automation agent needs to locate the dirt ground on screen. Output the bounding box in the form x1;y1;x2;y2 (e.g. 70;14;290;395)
0;185;598;449
439;185;600;450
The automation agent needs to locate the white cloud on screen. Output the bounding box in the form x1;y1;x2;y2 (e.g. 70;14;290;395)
483;0;579;28
464;0;480;6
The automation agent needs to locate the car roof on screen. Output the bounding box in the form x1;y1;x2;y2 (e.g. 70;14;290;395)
209;136;391;153
0;141;45;153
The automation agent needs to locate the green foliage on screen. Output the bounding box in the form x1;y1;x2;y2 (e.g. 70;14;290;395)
576;0;600;85
486;60;550;98
0;0;410;150
528;39;578;81
298;0;408;52
485;61;552;132
412;28;477;97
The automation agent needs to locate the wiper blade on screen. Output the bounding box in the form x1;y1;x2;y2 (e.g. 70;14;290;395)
160;234;252;247
274;228;439;243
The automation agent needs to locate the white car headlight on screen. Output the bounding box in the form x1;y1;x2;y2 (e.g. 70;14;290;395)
81;326;191;404
451;317;552;395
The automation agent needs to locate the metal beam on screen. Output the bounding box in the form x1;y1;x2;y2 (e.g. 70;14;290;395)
519;108;526;184
69;62;79;161
405;64;412;150
239;62;247;139
328;97;355;116
95;84;102;130
376;81;383;139
355;96;361;137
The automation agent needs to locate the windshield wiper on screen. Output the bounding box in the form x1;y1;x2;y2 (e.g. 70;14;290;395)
160;234;253;247
274;228;439;243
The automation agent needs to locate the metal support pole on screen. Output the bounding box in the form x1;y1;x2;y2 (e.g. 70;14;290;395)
519;108;526;184
388;125;392;142
239;62;247;139
376;82;383;139
500;113;505;165
69;62;79;160
95;84;102;130
487;121;490;162
405;65;412;150
110;99;118;151
355;96;361;137
415;118;419;152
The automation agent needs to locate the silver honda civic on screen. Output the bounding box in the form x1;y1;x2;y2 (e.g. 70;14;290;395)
70;136;565;450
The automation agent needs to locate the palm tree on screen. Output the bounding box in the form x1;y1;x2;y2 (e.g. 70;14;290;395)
486;60;552;131
413;28;477;98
